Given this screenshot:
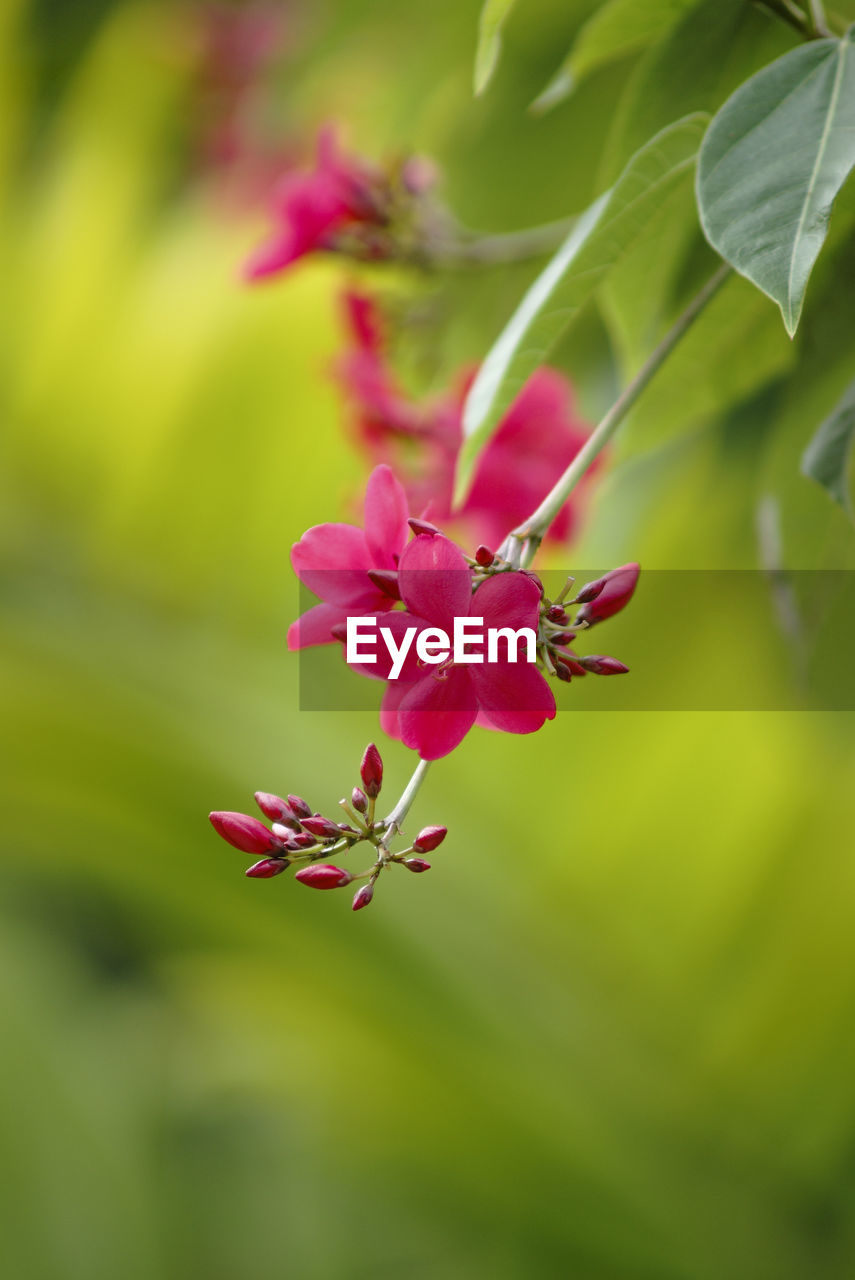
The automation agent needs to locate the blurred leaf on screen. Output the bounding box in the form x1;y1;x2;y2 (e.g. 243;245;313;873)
697;30;855;336
598;0;794;185
531;0;700;114
456;114;706;501
474;0;517;95
801;376;855;517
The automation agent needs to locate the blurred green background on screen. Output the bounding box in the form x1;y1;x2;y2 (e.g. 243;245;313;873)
3;1;855;1276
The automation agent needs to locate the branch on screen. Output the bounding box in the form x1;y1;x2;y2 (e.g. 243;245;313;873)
498;262;732;563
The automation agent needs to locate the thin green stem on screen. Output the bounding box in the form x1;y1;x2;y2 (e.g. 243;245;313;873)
499;262;732;565
807;0;833;36
443;217;577;267
382;759;431;836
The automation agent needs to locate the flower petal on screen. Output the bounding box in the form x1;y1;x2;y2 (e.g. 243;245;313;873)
364;464;410;570
286;603;349;651
379;678;410;741
469;659;556;735
471;570;541;633
397;665;478;760
291;523;380;608
397;534;472;631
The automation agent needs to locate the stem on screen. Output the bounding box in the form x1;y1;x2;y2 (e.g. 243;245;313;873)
807;0;832;36
756;0;831;37
500;262;732;564
382;759;432;835
445;217;577;267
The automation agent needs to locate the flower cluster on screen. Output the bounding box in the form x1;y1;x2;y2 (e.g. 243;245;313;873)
289;465;638;759
210;743;447;911
335;290;599;549
244;128;439;281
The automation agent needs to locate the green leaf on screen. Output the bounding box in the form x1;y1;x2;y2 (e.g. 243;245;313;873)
474;0;517;96
597;0;792;187
455;114;707;502
697;29;855;337
801;378;855;517
532;0;700;114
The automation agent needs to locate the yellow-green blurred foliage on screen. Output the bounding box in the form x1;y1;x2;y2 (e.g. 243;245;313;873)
2;2;855;1277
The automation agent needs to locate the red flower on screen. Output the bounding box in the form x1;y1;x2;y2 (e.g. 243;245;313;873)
287;464;410;650
335;291;598;548
377;534;556;760
244;128;386;281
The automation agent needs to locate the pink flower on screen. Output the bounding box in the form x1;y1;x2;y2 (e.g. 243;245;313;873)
287;464;410;650
335;291;597;548
244;128;386;281
378;534;556;760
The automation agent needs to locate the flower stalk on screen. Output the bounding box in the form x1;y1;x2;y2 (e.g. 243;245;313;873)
497;262;732;566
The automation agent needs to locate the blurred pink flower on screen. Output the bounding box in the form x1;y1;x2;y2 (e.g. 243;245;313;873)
377;533;556;760
335;291;598;549
244;128;387;280
287;464;409;650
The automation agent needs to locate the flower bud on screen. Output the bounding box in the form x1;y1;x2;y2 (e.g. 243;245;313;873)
574;563;639;626
575;577;606;605
295;864;353;889
255;792;301;828
475;545;494;567
330;622;348;642
547;604;569;625
367;569;401;599
352;882;375;911
403;857;431;873
580;655;629;675
360;743;383;798
553;657;573;683
245;858;288;878
413;825;446;852
210;811;276;854
351;787;368;815
301;815;343;839
408;518;440;537
288;831;319;849
287;794;312;819
401;154;438;195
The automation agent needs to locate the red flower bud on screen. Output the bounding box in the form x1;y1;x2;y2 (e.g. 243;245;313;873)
553;657;573;682
403;857;431;873
580;655;629;675
245;858;288;878
295;864;353;889
575;563;639;626
330;622;348;643
475;545;494;567
413;825;446;852
351;787;368;815
352;882;375;911
209;811;276;854
288;831;319;849
360;743;383;798
547;604;569;624
287;794;312;819
575;577;606;605
408;518;440;537
301;815;343;839
367;569;401;599
255;792;301;828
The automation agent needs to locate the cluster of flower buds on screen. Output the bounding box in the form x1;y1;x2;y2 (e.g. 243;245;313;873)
534;563;638;684
244;127;449;282
209;743;447;911
463;548;639;687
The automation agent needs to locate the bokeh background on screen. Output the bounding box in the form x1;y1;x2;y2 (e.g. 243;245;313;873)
3;1;855;1276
